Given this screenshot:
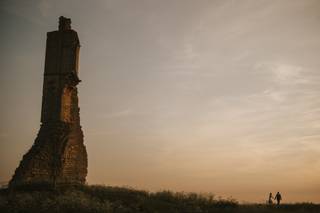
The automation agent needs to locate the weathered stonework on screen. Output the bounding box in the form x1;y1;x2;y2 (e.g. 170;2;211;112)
9;17;87;188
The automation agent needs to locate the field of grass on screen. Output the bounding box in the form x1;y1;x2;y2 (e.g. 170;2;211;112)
0;185;319;213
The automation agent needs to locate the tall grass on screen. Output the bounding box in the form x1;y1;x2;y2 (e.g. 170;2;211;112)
0;185;318;213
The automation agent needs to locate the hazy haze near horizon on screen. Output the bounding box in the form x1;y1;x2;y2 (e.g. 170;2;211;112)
1;0;320;203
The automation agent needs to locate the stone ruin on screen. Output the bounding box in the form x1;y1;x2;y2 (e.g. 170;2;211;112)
9;17;87;188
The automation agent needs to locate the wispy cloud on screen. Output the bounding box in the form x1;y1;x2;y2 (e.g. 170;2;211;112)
255;62;310;85
38;0;52;17
0;0;48;25
101;109;133;119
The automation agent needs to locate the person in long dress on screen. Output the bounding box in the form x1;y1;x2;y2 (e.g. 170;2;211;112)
268;192;274;205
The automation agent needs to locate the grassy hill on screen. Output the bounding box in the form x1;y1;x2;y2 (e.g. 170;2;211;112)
0;185;319;213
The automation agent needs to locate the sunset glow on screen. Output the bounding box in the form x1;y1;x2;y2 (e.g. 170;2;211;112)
1;0;320;203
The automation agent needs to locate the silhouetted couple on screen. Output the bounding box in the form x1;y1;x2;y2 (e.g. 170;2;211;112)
268;192;282;205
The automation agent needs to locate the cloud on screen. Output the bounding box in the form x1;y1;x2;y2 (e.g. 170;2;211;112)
0;0;54;26
101;109;133;119
38;0;51;17
254;62;310;85
273;64;303;83
262;89;286;102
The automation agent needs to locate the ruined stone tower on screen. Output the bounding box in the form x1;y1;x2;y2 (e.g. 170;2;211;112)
9;17;87;188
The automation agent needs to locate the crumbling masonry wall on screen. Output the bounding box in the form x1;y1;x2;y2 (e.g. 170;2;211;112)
9;17;87;188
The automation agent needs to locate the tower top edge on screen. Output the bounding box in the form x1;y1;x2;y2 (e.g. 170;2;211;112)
59;16;72;31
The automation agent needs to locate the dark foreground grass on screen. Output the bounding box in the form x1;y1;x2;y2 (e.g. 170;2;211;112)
0;185;318;213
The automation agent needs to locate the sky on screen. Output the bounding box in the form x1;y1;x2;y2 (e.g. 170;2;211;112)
1;0;320;203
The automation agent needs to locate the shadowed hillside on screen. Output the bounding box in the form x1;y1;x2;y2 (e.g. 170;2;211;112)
0;185;319;213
